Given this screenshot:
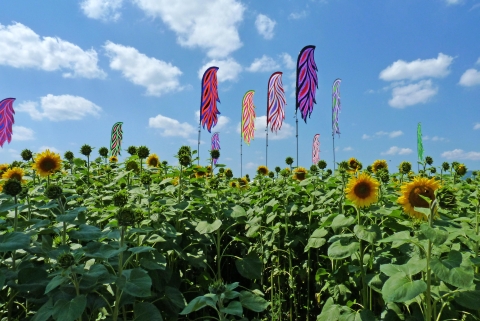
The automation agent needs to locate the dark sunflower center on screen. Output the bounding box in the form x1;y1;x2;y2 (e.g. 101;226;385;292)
149;159;158;166
10;173;22;181
408;186;435;208
39;158;56;171
354;182;371;199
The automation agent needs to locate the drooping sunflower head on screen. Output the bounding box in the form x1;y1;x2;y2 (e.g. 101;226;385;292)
280;167;291;177
225;168;233;179
372;159;388;173
293;167;307;181
345;172;380;208
194;166;206;178
399;161;412;175
397;176;441;221
442;162;450;172
454;163;467;176
425;156;433;166
109;155;118;163
257;165;269;176
238;177;248;188
32;150;62;177
146;154;160;167
2;167;25;183
126;160;139;172
229;180;238;188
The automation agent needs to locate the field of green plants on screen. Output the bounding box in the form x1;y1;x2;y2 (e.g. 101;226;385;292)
0;145;479;321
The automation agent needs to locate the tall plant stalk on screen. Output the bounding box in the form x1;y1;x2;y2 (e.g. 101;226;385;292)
112;226;126;321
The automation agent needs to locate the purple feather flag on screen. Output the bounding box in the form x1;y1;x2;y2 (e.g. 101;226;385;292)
0;98;16;148
312;134;320;165
267;72;286;133
211;132;220;165
296;46;318;123
332;79;342;137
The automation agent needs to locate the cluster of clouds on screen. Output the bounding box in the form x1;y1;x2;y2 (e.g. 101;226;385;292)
378;53;480;108
362;130;404;139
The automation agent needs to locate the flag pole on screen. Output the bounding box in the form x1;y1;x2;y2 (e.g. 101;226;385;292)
266;126;268;168
197;122;201;165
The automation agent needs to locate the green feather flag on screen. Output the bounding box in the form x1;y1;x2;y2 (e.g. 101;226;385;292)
417;123;424;162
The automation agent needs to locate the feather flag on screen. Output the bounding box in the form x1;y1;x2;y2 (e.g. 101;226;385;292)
241;90;256;145
211;132;220;165
295;45;318;123
417;123;424;162
312;134;320;165
110;122;123;156
200;66;220;133
332;79;342;137
267;72;286;133
0;98;16;148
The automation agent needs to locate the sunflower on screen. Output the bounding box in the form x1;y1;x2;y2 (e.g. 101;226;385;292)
195;166;206;178
2;167;26;183
397;176;441;221
372;159;388;173
257;165;269;176
0;164;9;176
109;155;118;163
229;181;238;188
345;172;380;208
0;183;3;193
293;167;307;181
238;177;248;188
146;154;160;167
347;157;360;172
32;150;62;177
172;177;179;186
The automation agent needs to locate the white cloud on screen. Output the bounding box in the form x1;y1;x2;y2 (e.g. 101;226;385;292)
362;134;371;140
194;110;230;131
148;114;196;138
388;80;437;108
379;53;453;81
476;58;480;65
80;0;123;21
280;53;295;69
459;69;480;87
343;147;353;151
38;146;61;154
104;41;183;96
441;149;480;160
12;126;35;141
198;58;242;83
389;130;403;138
288;11;307;20
255;14;276;40
133;0;245;58
0;22;106;78
17;94;102;121
236;115;294;140
245;162;258;169
381;146;413;155
246;55;280;73
474;123;480;130
431;136;447;142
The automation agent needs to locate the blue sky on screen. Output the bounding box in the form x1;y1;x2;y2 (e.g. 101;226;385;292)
1;0;479;176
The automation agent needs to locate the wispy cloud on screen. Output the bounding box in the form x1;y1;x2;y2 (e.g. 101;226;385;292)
246;55;280;72
288;11;307;20
148;114;196;138
441;149;480;160
362;130;403;139
388;80;437;108
381;146;413;155
255;14;276;40
80;0;123;21
17;94;102;121
379;53;454;81
198;58;242;82
12;126;35;141
474;123;480;130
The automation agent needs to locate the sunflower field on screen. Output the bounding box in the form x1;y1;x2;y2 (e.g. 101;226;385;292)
0;145;479;321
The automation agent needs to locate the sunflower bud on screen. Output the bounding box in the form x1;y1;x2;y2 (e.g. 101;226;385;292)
45;184;63;199
76;187;85;195
455;164;467;176
127;146;137;156
436;187;457;210
64;151;74;161
117;207;136;227
209;280;226;295
310;165;318;174
285;156;294;166
98;147;109;158
113;189;129;207
210;149;220;160
209;177;220;189
225;168;233;179
274;166;281;173
425;156;433;165
80;144;93;157
21;149;33;161
126;160;139;173
268;171;275;178
399;161;412;175
4;179;22;197
141;173;152;185
429;167;437;174
317;160;327;170
137;146;150;159
219;168;225;174
377;168;390;184
58;253;75;269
